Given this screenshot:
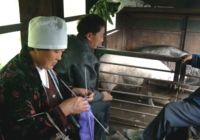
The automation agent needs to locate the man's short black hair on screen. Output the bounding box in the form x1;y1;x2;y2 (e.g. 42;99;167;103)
77;14;106;36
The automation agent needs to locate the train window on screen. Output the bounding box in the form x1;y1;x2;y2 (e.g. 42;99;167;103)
63;0;86;17
0;32;21;69
0;0;21;69
66;20;78;35
0;0;20;26
107;14;116;31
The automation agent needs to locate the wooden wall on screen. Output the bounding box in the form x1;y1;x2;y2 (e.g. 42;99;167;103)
107;7;200;54
184;16;200;53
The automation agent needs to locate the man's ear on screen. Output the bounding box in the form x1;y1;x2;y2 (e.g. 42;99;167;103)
85;32;93;41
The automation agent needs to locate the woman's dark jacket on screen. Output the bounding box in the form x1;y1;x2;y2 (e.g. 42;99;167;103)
0;46;73;140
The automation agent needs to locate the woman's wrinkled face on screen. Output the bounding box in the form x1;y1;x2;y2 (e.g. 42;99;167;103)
32;49;65;69
87;26;105;49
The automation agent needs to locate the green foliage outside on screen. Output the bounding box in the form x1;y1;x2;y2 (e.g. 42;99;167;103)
89;0;120;24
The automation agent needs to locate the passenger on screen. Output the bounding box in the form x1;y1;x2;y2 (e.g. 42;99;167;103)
55;14;120;140
0;16;91;140
124;54;200;140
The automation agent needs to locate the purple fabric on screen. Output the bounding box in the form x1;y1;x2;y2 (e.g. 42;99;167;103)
79;105;94;140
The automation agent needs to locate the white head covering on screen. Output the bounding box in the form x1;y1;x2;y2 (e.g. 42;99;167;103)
28;16;67;50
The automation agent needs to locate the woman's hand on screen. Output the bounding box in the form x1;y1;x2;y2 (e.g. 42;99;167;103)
72;88;94;102
72;88;88;96
86;91;94;102
59;97;89;116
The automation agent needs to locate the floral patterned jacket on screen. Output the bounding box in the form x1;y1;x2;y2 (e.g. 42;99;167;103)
0;46;74;140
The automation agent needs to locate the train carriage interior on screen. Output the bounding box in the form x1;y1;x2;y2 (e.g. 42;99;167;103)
1;0;200;140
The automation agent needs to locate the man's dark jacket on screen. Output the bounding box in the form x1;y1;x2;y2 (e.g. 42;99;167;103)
55;35;103;101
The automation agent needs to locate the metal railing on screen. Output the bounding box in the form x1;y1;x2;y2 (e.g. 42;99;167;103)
95;48;197;128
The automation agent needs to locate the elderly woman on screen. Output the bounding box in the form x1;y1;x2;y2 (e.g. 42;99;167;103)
0;16;91;140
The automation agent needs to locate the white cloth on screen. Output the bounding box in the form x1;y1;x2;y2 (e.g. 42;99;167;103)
36;66;49;88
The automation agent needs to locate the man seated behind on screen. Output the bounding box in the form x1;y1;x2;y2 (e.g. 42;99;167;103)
54;14;114;140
